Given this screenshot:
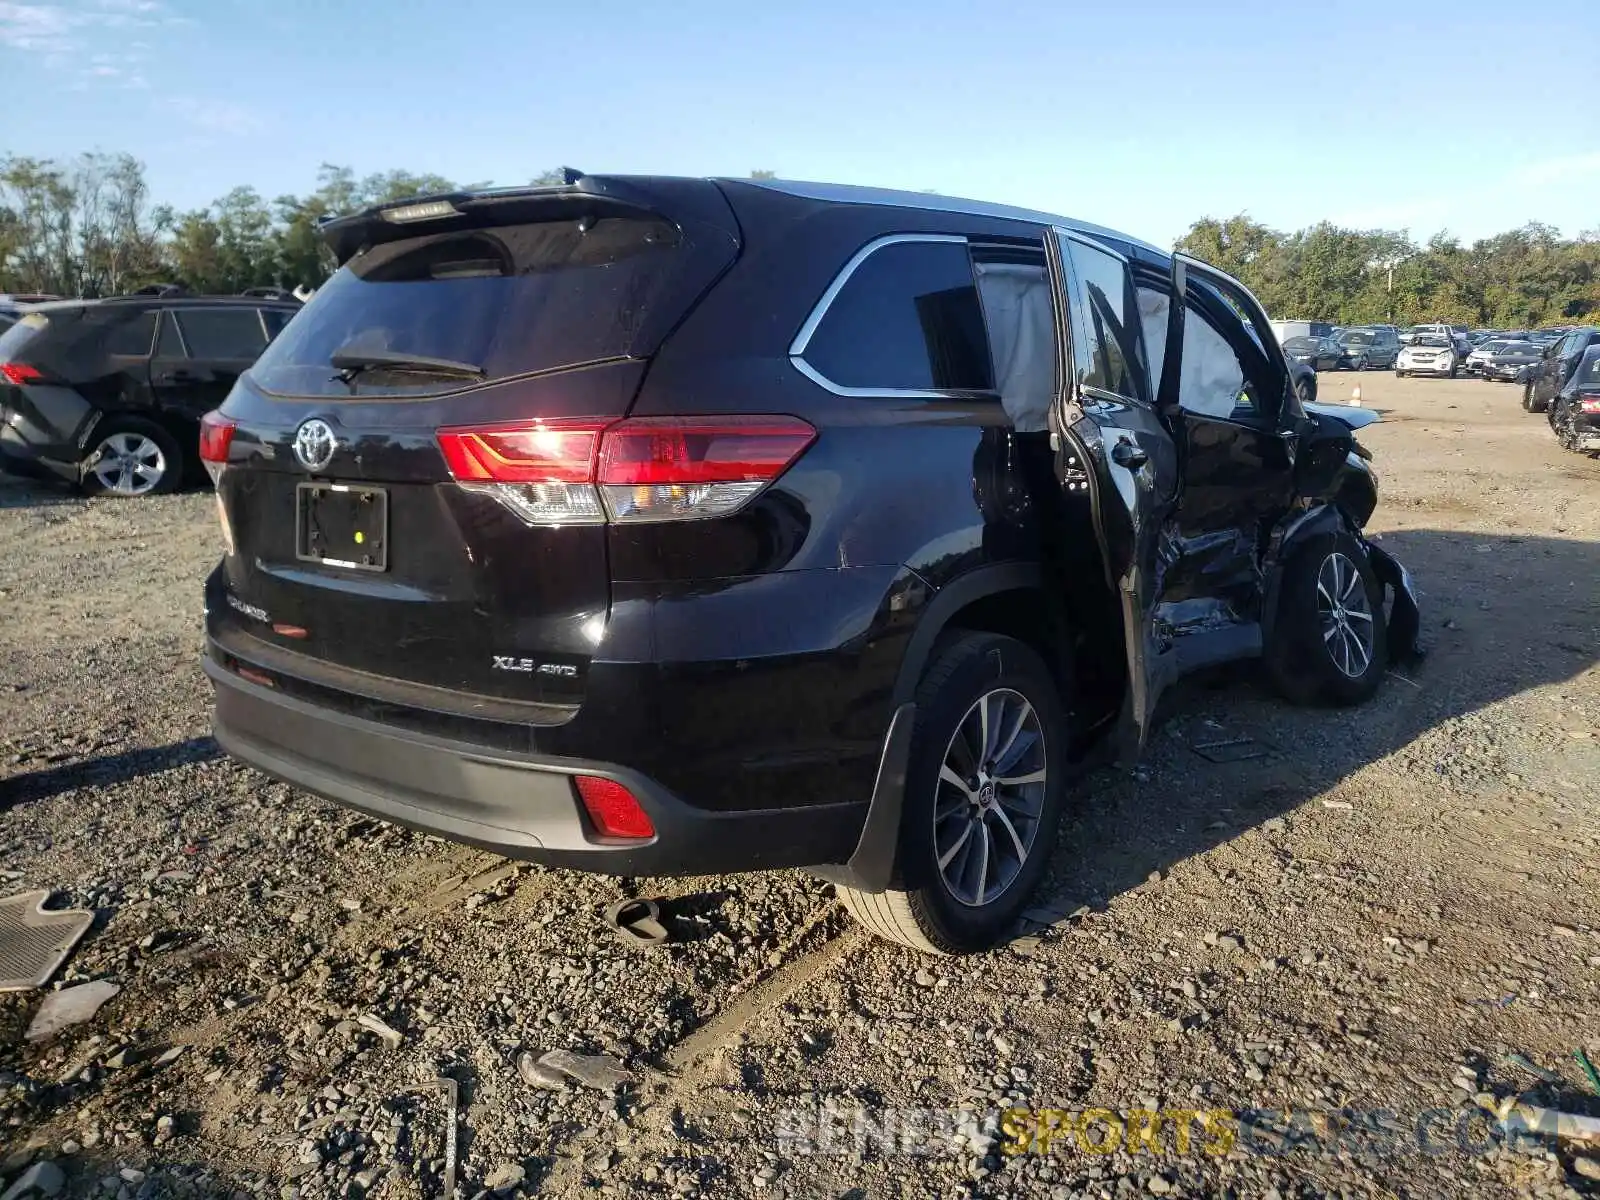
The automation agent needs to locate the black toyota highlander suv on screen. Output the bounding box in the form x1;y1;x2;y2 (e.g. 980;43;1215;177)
201;176;1421;954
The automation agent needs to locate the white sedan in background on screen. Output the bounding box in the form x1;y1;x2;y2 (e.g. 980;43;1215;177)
1396;334;1459;378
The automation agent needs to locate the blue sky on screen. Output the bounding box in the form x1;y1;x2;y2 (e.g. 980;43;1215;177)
4;0;1598;247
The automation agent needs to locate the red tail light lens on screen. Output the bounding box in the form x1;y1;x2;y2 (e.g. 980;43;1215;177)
1580;397;1600;414
436;415;815;526
435;419;607;484
0;362;44;386
199;410;237;464
574;776;655;840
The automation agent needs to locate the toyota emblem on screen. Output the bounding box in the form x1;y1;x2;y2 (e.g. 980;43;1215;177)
292;418;337;472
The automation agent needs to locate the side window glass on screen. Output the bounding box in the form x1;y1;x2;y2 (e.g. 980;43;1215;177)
262;309;292;341
1064;240;1143;402
176;308;268;360
103;311;156;358
801;240;994;393
155;311;187;359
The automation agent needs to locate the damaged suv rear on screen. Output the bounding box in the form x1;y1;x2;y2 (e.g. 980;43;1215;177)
201;176;1421;954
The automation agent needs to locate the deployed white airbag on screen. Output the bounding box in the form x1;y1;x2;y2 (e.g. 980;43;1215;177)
974;261;1054;433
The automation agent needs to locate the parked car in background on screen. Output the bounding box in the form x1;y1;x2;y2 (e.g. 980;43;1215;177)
197;174;1419;954
1523;326;1600;413
1286;356;1318;404
1549;344;1600;456
1337;327;1401;370
1283;334;1342;371
1465;339;1509;374
1270;319;1335;344
1396;334;1459;378
1479;340;1544;382
0;288;299;495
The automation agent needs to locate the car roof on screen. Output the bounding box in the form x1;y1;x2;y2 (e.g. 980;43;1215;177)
741;178;1169;258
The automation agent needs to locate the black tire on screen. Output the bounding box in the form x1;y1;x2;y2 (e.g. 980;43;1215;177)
1265;531;1388;707
1395;370;1406;378
1448;364;1458;379
80;416;183;498
836;632;1068;955
1295;374;1316;406
1523;385;1545;413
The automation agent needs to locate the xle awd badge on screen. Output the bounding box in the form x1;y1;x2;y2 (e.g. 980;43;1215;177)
492;657;578;678
293;418;337;471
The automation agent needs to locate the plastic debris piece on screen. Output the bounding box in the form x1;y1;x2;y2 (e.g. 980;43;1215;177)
0;1161;66;1200
532;1048;632;1093
604;897;669;948
25;980;121;1041
1575;1049;1600;1097
357;1012;404;1050
437;1075;459;1200
1512;1103;1600;1145
0;890;95;992
1504;1051;1563;1084
516;1050;568;1090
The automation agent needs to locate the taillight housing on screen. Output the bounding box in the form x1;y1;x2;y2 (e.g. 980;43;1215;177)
435;415;816;526
198;410;238;486
1579;396;1600;414
574;776;655;840
0;362;44;386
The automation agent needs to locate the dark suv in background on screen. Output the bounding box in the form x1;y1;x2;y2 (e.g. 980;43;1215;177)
200;176;1420;954
1523;326;1600;414
0;286;299;496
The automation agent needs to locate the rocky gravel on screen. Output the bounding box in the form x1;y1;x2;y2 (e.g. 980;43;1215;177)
2;373;1598;1199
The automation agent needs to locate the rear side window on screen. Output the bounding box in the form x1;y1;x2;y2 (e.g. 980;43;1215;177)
155;311;186;359
1065;239;1143;402
177;308;268;360
251;216;696;397
799;239;994;393
262;309;293;340
104;311;157;358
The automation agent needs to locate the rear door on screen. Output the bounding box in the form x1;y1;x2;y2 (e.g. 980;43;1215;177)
156;306;268;422
1043;228;1178;745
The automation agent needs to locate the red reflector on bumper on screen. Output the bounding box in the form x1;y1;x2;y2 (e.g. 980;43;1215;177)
574;776;655;840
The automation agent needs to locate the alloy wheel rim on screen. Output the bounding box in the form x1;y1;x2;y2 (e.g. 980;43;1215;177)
1316;551;1374;679
91;432;165;496
933;687;1047;909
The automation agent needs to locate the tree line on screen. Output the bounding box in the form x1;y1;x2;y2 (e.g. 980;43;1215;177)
3;151;1596;329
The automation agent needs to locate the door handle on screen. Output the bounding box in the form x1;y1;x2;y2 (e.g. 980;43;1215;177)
1111;440;1149;469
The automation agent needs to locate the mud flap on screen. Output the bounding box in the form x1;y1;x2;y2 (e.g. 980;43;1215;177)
1366;541;1424;663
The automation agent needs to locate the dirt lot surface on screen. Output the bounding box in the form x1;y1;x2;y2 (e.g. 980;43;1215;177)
1;374;1598;1200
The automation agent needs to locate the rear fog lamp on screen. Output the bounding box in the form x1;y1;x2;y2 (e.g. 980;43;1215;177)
574;776;655;840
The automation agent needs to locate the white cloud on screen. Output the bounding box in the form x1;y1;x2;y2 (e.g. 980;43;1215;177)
164;95;266;136
0;2;80;51
1513;153;1600;188
0;0;189;58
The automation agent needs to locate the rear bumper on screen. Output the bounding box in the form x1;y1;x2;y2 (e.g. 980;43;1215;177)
206;652;866;875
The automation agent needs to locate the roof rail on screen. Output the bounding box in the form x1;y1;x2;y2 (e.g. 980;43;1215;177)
104;283;189;300
239;287;300;301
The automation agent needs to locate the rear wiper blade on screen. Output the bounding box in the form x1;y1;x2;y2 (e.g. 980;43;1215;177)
330;348;486;384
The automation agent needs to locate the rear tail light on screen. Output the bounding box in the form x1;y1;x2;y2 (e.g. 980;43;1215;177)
0;362;44;386
436;415;815;526
1580;398;1600;414
574;776;655;840
199;410;237;481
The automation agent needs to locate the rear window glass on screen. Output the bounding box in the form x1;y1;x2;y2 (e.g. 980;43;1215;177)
176;309;268;359
801;240;994;393
250;217;688;396
1067;239;1143;402
104;311;156;357
1284;337;1320;351
1340;331;1372;345
262;309;293;340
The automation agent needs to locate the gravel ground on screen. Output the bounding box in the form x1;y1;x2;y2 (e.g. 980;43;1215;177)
2;373;1598;1200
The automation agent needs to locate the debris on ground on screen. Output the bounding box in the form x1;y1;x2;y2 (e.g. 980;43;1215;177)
0;891;95;991
24;980;120;1041
437;1075;459;1200
356;1012;404;1050
604;896;669;948
1514;1104;1600;1145
0;1161;65;1200
521;1049;632;1093
1576;1048;1600;1096
1504;1051;1564;1084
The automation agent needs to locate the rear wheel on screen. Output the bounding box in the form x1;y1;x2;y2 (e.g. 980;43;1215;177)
1395;370;1406;378
1266;531;1388;707
836;632;1067;955
81;418;182;498
1295;374;1316;405
1523;385;1544;412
